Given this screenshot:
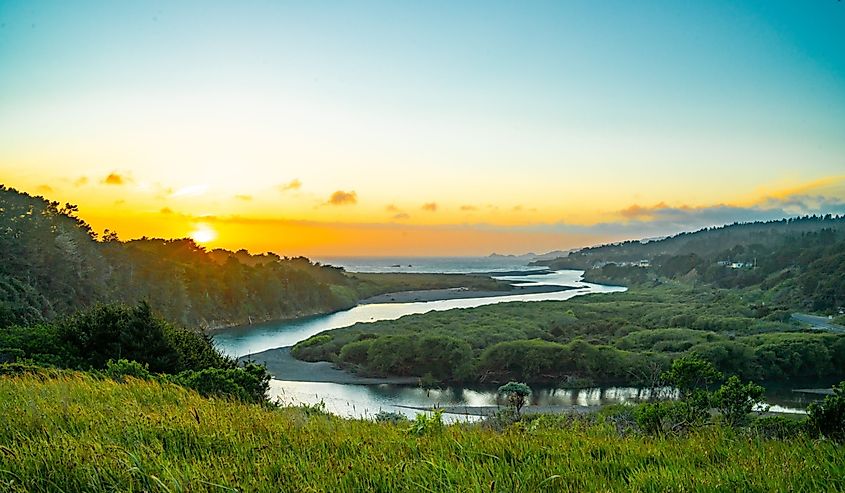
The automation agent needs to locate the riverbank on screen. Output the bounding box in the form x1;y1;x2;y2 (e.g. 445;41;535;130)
359;284;578;304
395;404;594;417
240;346;419;384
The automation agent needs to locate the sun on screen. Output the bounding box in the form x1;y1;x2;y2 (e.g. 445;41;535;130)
189;224;217;244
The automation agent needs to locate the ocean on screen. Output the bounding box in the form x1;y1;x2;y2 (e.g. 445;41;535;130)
313;256;543;274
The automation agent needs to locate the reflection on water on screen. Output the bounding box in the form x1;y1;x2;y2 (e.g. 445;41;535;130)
214;270;625;357
269;380;819;421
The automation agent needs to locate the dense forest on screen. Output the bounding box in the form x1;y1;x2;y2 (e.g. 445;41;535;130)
0;185;502;330
536;216;845;314
293;286;845;385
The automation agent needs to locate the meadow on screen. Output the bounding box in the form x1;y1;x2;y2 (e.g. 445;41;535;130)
1;371;843;492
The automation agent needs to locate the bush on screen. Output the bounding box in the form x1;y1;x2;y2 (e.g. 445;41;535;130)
407;410;444;436
171;363;271;404
104;359;152;382
712;375;765;427
751;416;807;439
633;401;686;435
661;356;723;399
0;303;231;374
0;347;24;363
807;382;845;441
498;381;532;417
0;362;53;377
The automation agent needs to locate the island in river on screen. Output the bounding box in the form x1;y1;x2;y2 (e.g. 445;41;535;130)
358;283;577;304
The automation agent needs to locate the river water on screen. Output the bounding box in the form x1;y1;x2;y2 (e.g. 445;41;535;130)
213;270;817;419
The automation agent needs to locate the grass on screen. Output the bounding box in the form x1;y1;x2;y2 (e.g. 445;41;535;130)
1;372;844;492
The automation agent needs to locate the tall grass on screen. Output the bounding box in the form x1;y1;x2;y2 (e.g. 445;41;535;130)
0;373;843;492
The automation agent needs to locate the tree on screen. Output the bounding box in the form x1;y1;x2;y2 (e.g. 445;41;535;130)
662;356;723;399
712;375;765;427
498;381;532;418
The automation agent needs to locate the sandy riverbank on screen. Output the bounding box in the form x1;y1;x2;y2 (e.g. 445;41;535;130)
240;346;419;385
359;284;578;304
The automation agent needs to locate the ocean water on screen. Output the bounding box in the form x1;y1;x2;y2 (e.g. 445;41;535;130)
314;256;543;274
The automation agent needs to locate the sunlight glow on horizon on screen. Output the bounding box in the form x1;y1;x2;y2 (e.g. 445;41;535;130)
1;1;844;255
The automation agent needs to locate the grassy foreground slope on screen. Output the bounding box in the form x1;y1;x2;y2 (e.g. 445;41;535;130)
1;373;844;492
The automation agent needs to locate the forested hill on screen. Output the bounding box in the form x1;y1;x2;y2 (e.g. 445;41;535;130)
0;185;364;329
537;216;845;314
536;215;845;270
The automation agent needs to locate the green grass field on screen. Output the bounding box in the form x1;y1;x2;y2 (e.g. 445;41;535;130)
1;372;843;492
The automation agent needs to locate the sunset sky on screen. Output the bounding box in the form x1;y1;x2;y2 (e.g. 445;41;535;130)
2;1;844;256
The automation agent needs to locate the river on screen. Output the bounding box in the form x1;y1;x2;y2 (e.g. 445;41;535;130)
213;270;817;419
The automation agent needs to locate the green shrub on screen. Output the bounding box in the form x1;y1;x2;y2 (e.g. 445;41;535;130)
0;347;24;363
712;375;765;427
807;381;845;441
661;356;723;398
170;363;271;404
634;402;682;435
337;339;373;366
0;303;231;374
751;416;807;439
104;359;152;382
407;409;444;436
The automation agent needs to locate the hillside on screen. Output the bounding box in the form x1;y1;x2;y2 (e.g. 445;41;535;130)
536;216;845;269
0;185;505;330
536;216;845;314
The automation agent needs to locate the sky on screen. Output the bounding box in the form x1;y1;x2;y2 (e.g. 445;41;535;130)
1;1;844;256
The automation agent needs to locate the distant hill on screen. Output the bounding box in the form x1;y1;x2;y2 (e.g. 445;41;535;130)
488;250;574;261
535;216;845;314
535;216;845;269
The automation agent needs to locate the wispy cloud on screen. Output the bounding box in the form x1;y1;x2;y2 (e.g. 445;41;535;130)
327;190;357;206
460;205;477;211
422;202;438;212
393;212;410;220
73;176;88;187
36;184;54;194
234;194;253;201
278;179;302;192
385;204;400;212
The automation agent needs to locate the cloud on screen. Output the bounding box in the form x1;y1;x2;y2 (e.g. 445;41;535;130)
393;213;410;220
73;177;88;187
235;194;253;201
278;179;302;192
422;202;438;212
619;202;671;220
327;190;357;206
460;205;477;211
385;204;399;212
102;172;130;185
36;184;54;194
512;205;523;212
160;207;174;214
